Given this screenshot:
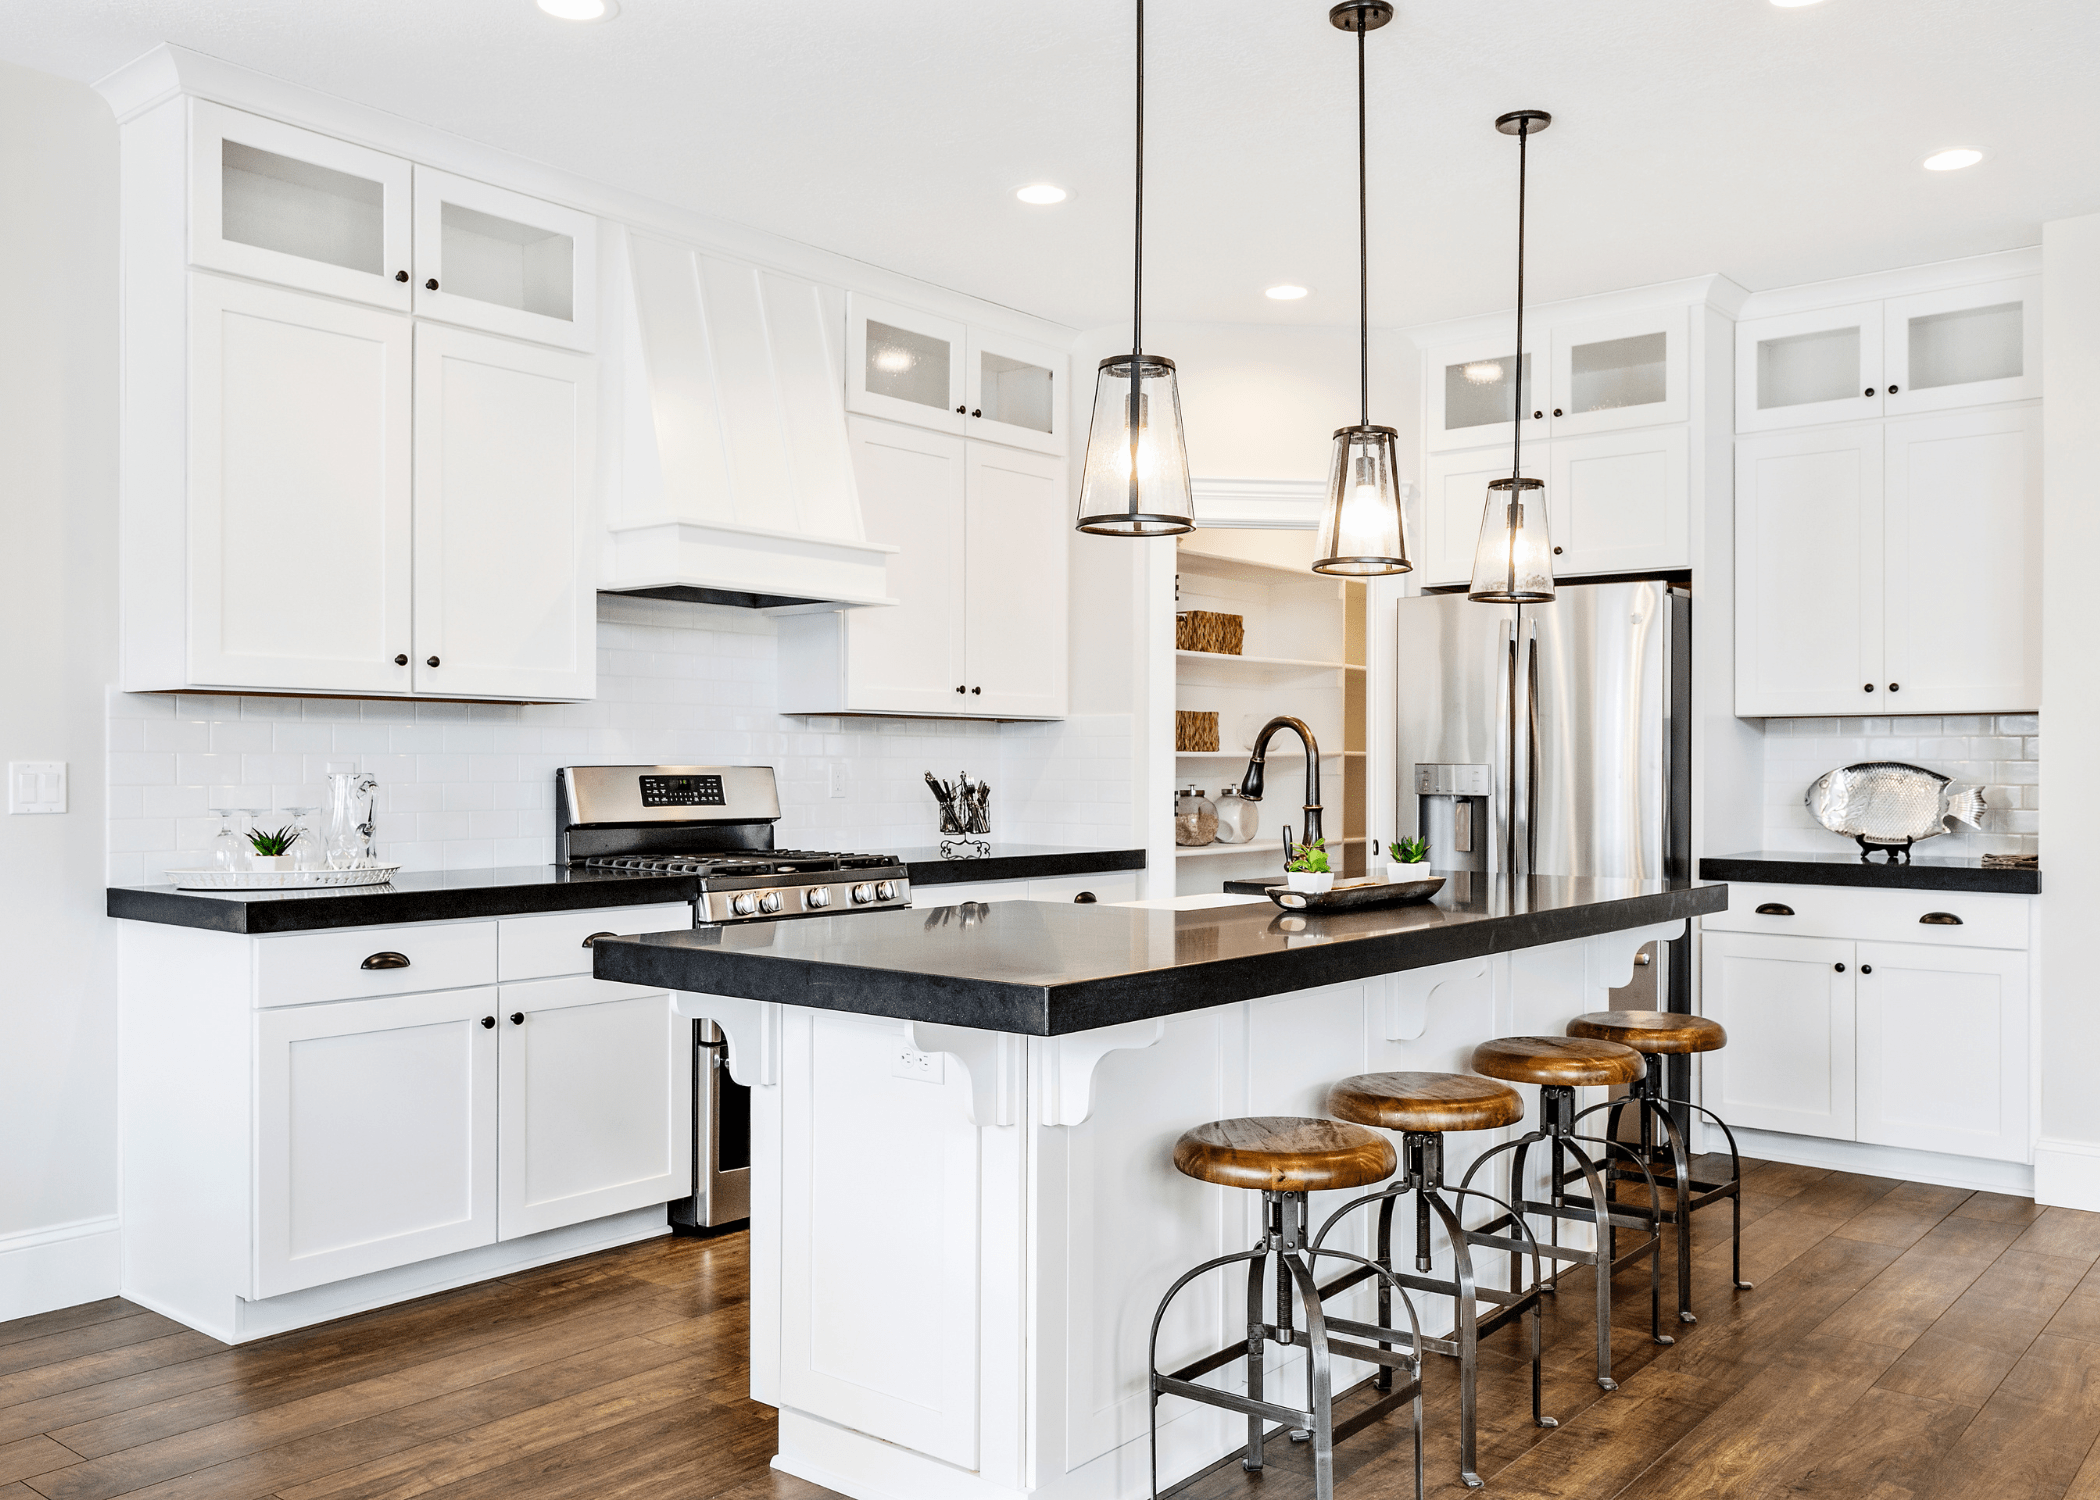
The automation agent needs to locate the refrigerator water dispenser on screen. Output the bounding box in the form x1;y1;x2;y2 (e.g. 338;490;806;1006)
1414;763;1491;870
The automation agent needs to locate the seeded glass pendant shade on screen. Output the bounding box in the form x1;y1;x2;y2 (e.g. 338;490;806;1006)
1469;108;1556;603
1076;355;1194;534
1076;0;1194;537
1311;1;1408;577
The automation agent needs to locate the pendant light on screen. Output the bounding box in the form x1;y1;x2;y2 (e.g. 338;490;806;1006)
1312;1;1409;577
1468;109;1556;603
1075;0;1194;537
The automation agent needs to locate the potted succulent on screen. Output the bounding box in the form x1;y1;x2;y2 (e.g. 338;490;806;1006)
245;822;305;872
1283;837;1334;895
1392;835;1431;866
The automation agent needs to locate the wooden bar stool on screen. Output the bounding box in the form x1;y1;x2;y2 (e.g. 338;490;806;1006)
1312;1072;1558;1489
1149;1117;1425;1500
1566;1010;1753;1325
1458;1038;1674;1391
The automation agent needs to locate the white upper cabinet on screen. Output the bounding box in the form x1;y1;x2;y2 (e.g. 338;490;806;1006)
1549;426;1689;577
1736;301;1884;433
848;295;965;434
189;100;412;310
412;324;597;700
964;328;1063;456
1421;449;1545;587
183;276;414;695
963;441;1067;717
1883;277;2040;417
412;167;597;352
1547;306;1688;438
1425;334;1537;454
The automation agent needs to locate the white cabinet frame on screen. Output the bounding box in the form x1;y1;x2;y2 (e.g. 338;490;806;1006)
1547;305;1689;438
1883;276;2042;417
846;293;967;435
963;327;1065;456
412;166;598;352
1424;331;1544;455
1735;301;1886;434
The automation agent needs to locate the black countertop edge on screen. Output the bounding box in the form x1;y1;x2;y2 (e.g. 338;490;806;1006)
1698;853;2039;896
105;873;700;935
899;846;1147;887
592;883;1726;1037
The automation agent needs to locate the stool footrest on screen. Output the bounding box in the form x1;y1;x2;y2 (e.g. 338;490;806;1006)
1153;1375;1308;1430
1167;1342;1254;1384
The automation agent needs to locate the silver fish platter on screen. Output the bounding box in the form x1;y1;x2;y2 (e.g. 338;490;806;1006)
1267;874;1446;912
1805;761;1985;863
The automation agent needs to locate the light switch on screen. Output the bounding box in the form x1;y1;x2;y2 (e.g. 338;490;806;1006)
8;761;66;815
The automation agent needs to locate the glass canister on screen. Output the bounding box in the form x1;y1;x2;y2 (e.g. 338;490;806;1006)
1213;782;1259;845
323;763;379;868
1174;786;1218;847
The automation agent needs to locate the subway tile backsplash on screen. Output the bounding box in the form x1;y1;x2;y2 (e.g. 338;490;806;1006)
1759;713;2039;857
107;594;1134;885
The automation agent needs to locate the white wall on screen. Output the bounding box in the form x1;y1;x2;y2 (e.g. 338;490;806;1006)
0;62;121;1320
2036;214;2100;1208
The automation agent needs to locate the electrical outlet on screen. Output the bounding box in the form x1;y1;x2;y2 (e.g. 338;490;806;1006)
8;762;65;815
892;1046;945;1083
828;762;848;799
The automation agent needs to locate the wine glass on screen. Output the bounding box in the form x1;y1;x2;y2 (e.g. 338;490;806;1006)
207;807;242;871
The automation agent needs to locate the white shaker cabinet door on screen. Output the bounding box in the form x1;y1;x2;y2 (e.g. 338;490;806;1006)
1854;942;2029;1163
186;275;413;695
255;988;499;1298
497;976;690;1240
1701;932;1856;1141
837;416;968;713
1421;450;1547;589
1733;425;1884;718
964;441;1068;718
412;324;597;701
1548;426;1688;578
1881;406;2041;714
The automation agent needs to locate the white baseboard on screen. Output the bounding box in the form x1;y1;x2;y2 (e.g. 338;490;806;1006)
0;1216;122;1323
1733;1127;2034;1197
2034;1138;2100;1210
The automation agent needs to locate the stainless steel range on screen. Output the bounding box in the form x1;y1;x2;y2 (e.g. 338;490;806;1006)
556;764;911;1232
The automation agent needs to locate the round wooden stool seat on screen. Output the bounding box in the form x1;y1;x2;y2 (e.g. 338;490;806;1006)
1471;1036;1644;1089
1328;1071;1525;1134
1567;1010;1727;1055
1173;1116;1398;1193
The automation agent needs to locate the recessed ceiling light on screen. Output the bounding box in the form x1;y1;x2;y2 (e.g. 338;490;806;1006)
1922;147;1985;172
1015;184;1067;205
1265;285;1309;300
537;0;616;20
1769;0;1828;8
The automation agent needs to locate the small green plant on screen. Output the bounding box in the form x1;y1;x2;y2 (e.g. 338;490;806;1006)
1285;837;1331;875
246;823;304;857
1393;835;1431;864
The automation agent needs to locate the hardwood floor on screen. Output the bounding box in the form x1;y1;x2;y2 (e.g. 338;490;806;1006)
0;1158;2093;1500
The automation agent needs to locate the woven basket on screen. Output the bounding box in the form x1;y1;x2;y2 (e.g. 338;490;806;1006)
1176;610;1244;656
1175;710;1220;753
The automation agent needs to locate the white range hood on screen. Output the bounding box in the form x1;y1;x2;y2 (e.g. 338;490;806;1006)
602;232;894;612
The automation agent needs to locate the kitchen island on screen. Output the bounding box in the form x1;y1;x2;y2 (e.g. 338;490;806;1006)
593;876;1725;1500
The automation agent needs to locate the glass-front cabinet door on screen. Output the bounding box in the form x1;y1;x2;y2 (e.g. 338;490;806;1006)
412;168;597;352
964;330;1063;455
189;100;412;310
846;294;966;435
1883;277;2040;417
1424;334;1542;453
1735;302;1886;433
1548;307;1688;438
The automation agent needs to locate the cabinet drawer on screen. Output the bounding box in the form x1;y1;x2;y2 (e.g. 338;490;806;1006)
256;921;497;1008
498;903;694;982
1027;871;1140;904
1701;882;2029;950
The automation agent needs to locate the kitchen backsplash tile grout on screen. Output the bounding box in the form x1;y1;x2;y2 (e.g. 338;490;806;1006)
107;595;1134;886
1759;712;2039;857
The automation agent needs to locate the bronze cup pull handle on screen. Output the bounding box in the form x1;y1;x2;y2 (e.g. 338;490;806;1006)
1919;911;1963;926
580;931;618;948
1754;902;1794;917
360;951;410;970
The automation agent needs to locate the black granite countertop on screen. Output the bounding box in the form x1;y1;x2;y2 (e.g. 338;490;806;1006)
893;844;1146;886
1699;851;2038;896
591;875;1727;1036
105;866;700;934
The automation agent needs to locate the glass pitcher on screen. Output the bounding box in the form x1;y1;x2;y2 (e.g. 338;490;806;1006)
323;765;379;868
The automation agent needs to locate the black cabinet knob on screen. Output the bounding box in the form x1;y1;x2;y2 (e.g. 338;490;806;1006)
1888;683;1900;692
1533;410;1544;420
1865;387;1876;397
1888;384;1899;394
1553;546;1563;555
955;405;966;414
427;656;440;667
1553;407;1563;417
971;686;981;695
395;270;409;283
955;684;966;694
394;653;408;666
971;408;982;418
480;1015;496;1028
1834;963;1846;973
510;1012;525;1025
1864;683;1875;692
1861;964;1873;975
426;278;440;291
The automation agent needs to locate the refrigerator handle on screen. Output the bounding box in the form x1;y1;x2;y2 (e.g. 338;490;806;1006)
1495;616;1515;878
1522;619;1540;877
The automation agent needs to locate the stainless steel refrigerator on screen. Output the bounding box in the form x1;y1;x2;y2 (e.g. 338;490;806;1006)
1396;579;1691;1002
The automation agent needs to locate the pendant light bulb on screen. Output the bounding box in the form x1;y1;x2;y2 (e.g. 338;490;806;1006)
1076;0;1194;537
1470;109;1557;604
1313;0;1407;577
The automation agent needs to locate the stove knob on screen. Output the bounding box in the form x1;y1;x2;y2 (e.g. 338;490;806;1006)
730;893;757;917
850;883;876;905
805;887;832;909
875;880;897;901
758;890;783;915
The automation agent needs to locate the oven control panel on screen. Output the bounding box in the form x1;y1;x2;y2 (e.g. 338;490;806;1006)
640;773;725;807
699;876;911;925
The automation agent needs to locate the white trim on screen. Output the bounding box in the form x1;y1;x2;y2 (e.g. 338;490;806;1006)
1407;272;1751;351
1732;1126;2034;1198
2034;1138;2100;1212
1737;246;2043;322
0;1216;121;1324
1188;476;1326;530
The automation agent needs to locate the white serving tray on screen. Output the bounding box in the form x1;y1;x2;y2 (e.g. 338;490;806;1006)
168;865;402;891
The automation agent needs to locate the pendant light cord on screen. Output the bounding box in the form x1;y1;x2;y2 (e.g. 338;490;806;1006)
1357;5;1369;429
1126;0;1145;513
1510;118;1529;478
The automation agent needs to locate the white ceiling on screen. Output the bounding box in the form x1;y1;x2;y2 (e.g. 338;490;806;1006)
1;0;2092;332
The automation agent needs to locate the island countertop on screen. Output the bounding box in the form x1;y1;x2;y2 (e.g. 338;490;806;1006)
592;874;1726;1036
